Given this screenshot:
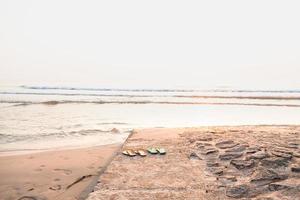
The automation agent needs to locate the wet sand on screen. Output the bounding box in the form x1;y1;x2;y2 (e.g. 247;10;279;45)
0;144;121;200
87;126;300;200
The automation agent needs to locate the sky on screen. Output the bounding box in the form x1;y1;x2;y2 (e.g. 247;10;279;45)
0;0;300;89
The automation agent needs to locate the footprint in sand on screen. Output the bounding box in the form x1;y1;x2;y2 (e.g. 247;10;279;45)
18;196;37;200
87;162;96;169
53;168;72;175
18;195;46;200
49;184;62;191
87;165;95;169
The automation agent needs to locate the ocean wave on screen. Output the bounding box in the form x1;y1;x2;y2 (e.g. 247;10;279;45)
1;91;300;100
1;100;300;107
97;122;129;125
0;91;156;98
0;128;122;144
20;85;300;93
21;85;194;92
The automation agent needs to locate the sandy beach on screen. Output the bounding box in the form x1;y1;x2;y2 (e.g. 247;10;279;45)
1;126;299;200
0;144;121;200
1;0;300;199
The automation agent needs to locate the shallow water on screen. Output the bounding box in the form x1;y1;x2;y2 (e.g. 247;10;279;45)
1;85;300;154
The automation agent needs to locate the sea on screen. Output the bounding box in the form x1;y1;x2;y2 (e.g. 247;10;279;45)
1;85;300;154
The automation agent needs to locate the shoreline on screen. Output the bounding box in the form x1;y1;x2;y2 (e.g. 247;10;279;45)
1;124;299;157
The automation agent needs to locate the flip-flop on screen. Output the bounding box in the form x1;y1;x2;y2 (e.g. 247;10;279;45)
147;147;158;154
122;150;129;156
127;150;137;157
137;149;147;157
157;148;166;155
122;150;136;157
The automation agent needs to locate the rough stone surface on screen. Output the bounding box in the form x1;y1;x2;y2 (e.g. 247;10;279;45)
219;176;237;183
230;159;255;169
283;142;299;149
225;145;248;153
294;152;300;158
247;151;269;160
209;167;224;175
202;148;219;155
246;146;261;154
271;151;293;159
226;184;249;198
206;160;220;167
189;152;202;160
251;168;288;185
272;147;293;155
255;197;276;200
196;136;213;141
216;140;239;149
87;126;300;200
261;157;290;168
268;178;300;191
291;164;300;173
219;152;243;160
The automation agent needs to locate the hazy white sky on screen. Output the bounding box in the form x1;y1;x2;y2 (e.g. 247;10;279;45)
0;0;300;89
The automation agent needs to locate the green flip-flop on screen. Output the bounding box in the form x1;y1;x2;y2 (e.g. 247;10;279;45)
147;147;158;154
157;148;166;155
